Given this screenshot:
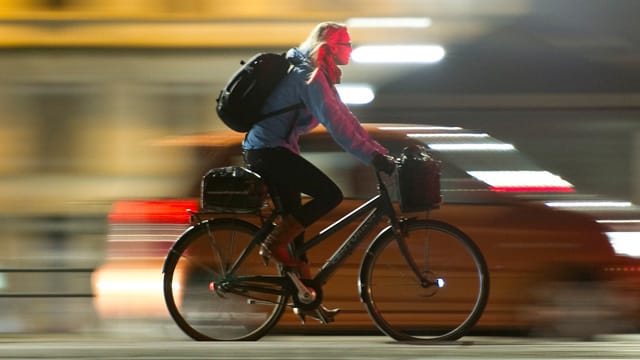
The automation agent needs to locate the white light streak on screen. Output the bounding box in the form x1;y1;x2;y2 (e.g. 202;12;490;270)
347;17;432;28
606;232;640;257
352;45;445;64
468;171;573;188
336;84;375;104
429;143;515;151
597;219;640;224
407;133;490;138
545;201;633;208
378;126;462;131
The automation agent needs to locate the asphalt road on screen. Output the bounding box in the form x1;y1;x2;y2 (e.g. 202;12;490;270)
2;334;640;360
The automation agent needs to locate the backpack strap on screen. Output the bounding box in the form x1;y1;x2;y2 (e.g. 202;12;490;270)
256;61;305;121
257;102;305;121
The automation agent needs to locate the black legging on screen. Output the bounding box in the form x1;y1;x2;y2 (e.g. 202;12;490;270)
243;147;343;228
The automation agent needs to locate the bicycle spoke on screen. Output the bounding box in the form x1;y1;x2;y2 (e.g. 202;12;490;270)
169;247;221;280
204;223;227;275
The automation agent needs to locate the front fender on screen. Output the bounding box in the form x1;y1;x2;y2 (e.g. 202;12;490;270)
358;224;394;302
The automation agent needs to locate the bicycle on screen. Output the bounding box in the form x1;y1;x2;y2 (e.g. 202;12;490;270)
162;147;489;342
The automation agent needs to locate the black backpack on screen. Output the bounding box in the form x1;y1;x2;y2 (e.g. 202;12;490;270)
216;52;304;132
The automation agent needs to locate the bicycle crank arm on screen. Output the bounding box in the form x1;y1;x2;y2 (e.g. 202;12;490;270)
247;298;279;306
287;272;316;305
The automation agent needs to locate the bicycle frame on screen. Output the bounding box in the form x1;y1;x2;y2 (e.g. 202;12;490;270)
212;171;427;298
298;193;386;285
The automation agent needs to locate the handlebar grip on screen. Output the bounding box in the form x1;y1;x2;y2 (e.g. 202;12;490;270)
372;152;396;175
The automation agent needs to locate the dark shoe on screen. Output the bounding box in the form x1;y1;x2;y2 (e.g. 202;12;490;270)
293;305;340;324
259;215;304;267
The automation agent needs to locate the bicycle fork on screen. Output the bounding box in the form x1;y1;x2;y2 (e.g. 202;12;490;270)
395;219;446;290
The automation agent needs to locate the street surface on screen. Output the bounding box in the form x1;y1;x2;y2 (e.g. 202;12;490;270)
2;334;640;359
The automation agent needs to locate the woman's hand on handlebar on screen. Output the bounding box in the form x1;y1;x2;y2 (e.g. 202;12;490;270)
372;152;396;175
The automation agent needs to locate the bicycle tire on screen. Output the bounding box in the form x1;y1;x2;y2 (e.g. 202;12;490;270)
163;218;287;341
360;219;489;342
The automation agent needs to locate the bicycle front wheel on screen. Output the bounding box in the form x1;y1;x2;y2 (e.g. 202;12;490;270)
163;218;287;341
360;219;489;342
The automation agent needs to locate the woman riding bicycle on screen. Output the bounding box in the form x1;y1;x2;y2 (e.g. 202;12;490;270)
242;22;395;318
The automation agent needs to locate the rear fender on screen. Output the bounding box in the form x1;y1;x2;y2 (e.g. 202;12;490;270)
161;218;259;274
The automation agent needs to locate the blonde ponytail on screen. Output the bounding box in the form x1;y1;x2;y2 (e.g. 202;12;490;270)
300;22;346;85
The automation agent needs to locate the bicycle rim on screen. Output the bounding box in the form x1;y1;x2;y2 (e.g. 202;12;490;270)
163;219;287;341
361;219;489;342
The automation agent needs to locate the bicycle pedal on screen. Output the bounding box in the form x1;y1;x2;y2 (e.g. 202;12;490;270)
292;306;340;325
292;307;306;324
316;306;340;324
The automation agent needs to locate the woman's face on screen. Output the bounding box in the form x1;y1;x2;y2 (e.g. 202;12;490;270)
328;29;352;65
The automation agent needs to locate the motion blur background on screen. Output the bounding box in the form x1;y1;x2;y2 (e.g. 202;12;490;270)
1;0;639;333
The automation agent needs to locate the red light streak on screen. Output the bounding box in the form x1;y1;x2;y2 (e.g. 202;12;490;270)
108;199;198;224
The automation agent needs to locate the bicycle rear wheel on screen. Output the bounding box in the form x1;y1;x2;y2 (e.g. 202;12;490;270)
163;218;287;341
360;219;489;342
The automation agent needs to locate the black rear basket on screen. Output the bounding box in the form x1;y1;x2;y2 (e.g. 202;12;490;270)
396;145;442;212
200;166;267;213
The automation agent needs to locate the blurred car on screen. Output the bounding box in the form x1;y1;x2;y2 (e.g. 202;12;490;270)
94;124;640;337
